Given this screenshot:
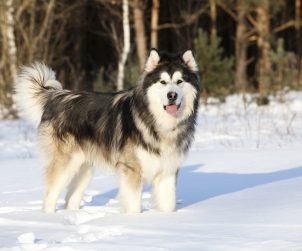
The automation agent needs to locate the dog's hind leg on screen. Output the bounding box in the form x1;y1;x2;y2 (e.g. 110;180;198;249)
43;151;85;213
65;163;93;210
118;166;142;213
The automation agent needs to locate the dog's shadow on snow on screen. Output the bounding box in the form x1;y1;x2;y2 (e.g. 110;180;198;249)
88;164;302;210
177;164;302;209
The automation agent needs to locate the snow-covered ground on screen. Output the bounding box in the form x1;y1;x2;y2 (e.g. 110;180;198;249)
1;93;302;251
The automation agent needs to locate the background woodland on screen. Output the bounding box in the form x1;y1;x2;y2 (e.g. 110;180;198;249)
0;0;302;116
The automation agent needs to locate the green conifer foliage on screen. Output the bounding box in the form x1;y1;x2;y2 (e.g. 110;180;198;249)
194;29;234;100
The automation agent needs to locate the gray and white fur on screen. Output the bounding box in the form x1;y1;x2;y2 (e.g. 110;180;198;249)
14;49;200;213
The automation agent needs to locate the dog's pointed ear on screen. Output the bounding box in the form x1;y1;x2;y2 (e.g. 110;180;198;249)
182;50;198;71
145;49;160;72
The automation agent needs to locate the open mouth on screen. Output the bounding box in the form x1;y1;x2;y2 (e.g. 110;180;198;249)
163;103;181;116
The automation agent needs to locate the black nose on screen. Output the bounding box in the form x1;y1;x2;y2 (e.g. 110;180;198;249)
167;92;178;102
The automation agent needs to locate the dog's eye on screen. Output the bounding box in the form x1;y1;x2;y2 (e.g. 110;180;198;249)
176;80;183;85
160;80;167;85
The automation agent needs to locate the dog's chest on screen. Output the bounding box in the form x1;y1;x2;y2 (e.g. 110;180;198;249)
135;145;184;182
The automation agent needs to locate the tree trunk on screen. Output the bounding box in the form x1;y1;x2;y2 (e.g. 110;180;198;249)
209;0;217;44
133;0;147;71
295;0;301;86
5;0;17;83
256;2;271;96
117;0;130;91
235;2;247;92
151;0;160;49
0;0;17;114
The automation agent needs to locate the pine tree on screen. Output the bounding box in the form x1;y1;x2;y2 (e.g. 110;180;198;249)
194;29;234;101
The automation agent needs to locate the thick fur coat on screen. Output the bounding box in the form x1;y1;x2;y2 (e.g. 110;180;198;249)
14;49;200;213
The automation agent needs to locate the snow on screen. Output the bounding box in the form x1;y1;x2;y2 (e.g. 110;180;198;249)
1;92;302;250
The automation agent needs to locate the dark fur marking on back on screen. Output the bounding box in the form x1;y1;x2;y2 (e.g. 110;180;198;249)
41;90;160;155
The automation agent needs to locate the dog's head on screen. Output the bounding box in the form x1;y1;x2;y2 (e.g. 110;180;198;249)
140;49;200;130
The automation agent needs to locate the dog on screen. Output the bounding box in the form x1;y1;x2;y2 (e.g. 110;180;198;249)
14;49;200;213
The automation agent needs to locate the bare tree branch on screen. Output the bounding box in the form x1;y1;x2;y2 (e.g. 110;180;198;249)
157;4;208;30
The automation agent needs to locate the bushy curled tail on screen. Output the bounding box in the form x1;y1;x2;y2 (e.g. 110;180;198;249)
14;62;63;126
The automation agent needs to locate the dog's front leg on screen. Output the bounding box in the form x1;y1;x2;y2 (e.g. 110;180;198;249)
152;171;178;212
118;166;142;213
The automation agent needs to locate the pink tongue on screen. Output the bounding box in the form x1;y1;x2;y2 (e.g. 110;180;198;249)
165;104;178;116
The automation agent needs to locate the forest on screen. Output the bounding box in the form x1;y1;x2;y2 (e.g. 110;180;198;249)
1;1;302;248
0;0;301;116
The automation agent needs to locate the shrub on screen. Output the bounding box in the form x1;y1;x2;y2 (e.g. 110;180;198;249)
269;38;298;96
194;29;234;101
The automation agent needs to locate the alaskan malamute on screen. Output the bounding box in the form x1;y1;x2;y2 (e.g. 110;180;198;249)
15;49;200;213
